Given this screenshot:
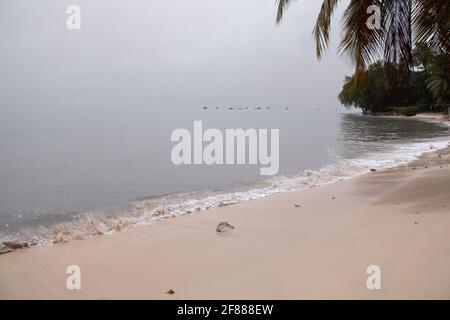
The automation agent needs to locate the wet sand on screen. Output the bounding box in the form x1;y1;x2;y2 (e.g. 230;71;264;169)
1;142;449;299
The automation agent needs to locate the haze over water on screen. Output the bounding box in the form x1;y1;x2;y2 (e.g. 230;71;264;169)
0;1;449;241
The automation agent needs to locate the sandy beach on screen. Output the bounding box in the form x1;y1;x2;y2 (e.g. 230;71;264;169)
1;135;449;299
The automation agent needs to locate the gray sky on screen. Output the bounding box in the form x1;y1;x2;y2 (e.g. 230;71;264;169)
0;0;353;109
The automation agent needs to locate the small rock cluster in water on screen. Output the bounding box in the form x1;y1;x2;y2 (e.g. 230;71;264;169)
202;106;292;111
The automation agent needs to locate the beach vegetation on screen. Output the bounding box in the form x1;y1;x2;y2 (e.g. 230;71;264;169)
338;46;449;113
275;0;449;113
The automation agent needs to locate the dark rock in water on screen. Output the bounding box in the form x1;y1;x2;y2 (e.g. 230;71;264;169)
203;106;208;109
0;248;12;255
166;289;175;295
3;241;29;249
216;221;235;233
0;241;29;253
218;202;233;208
294;204;301;208
370;168;376;172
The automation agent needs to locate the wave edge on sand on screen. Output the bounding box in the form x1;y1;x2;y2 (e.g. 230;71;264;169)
1;116;449;253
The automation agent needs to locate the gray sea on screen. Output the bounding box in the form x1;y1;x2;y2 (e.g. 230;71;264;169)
0;106;449;245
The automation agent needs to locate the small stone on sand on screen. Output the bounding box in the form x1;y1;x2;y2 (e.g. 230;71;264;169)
216;221;235;233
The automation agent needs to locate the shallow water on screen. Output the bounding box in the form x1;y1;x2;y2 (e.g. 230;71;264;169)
0;105;449;245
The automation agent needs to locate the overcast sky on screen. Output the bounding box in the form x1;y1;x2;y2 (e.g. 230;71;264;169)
0;0;353;109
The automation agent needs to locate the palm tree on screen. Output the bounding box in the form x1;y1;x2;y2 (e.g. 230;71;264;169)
276;0;449;86
413;41;434;73
426;54;450;106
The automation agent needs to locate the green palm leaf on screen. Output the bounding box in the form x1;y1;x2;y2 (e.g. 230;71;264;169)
338;0;383;81
276;0;296;24
313;0;341;59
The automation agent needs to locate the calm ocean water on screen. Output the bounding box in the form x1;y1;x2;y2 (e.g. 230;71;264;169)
0;105;449;245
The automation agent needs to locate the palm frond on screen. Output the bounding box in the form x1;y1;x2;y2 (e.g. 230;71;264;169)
425;54;450;104
383;0;413;68
313;0;341;59
338;0;383;83
276;0;297;24
413;0;450;55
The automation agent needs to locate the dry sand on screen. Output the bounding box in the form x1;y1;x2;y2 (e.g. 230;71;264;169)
1;146;449;299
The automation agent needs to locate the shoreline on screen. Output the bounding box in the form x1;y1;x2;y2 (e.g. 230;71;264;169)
1;114;449;253
367;110;450;118
0;147;450;298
